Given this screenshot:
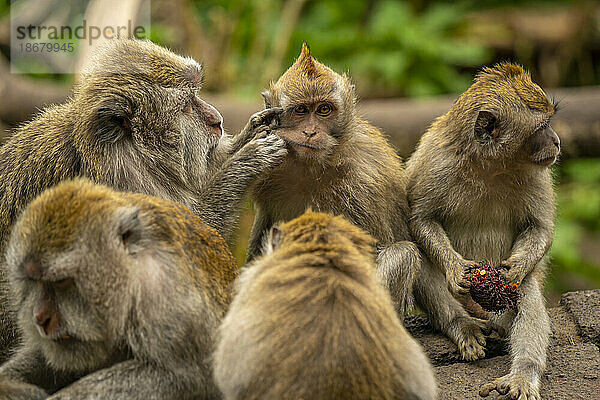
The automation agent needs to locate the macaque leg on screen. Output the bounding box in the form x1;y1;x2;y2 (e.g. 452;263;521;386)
479;273;549;400
414;259;486;361
376;241;420;321
246;208;273;263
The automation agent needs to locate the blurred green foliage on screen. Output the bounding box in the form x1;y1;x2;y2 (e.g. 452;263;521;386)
293;1;491;97
167;0;493;97
550;159;600;295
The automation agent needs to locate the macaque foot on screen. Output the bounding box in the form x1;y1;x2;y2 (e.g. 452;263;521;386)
479;374;540;400
454;318;486;361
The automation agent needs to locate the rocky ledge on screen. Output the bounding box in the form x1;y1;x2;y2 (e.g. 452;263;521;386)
406;289;600;399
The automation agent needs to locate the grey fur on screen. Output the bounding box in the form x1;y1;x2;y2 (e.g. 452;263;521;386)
406;63;558;399
0;180;239;399
0;39;286;358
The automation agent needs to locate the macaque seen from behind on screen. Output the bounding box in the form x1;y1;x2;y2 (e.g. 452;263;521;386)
215;211;437;400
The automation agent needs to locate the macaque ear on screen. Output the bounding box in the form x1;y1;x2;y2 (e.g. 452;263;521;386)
261;90;272;108
116;207;143;253
474;110;498;144
95;98;134;144
267;226;283;254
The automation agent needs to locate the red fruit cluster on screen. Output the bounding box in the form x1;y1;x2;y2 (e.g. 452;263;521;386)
468;262;520;312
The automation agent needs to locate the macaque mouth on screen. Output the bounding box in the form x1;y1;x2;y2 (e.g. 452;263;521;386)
54;334;75;343
36;325;74;342
536;156;557;166
282;138;323;150
41;332;76;344
532;151;558;166
208;121;224;138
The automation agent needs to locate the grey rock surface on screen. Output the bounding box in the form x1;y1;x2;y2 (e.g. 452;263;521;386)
561;290;600;346
407;290;600;400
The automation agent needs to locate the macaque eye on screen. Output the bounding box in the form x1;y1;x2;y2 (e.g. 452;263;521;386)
293;105;309;115
316;104;332;116
53;278;74;290
537;120;550;132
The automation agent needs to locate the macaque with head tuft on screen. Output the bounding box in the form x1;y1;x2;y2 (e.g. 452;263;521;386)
0;179;239;399
406;62;560;400
215;210;437;400
247;43;419;319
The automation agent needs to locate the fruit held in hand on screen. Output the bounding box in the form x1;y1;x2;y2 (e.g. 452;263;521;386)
468;262;520;312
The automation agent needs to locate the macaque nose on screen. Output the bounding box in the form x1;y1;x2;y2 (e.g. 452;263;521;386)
303;130;317;138
549;127;560;149
208;120;224;138
196;97;224;138
34;300;59;336
552;133;560;148
23;259;42;280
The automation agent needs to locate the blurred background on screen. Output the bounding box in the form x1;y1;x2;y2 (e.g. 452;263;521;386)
0;0;599;304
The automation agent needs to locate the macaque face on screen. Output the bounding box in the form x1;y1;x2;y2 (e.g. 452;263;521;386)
275;100;340;160
13;255;119;371
6;206;136;372
80;41;226;198
473;107;560;167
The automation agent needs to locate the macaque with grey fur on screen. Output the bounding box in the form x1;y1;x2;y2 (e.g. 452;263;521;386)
0;39;285;358
406;63;559;400
0;180;239;399
215;210;437;400
246;43;418;319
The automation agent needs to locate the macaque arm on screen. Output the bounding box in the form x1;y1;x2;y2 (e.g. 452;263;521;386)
229;123;261;156
409;214;462;272
229;107;283;155
47;360;189;400
504;217;553;283
194;135;286;242
0;346;70;394
194;156;258;240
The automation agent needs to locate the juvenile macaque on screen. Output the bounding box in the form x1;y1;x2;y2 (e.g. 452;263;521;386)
0;180;239;399
215;211;437;400
406;63;559;400
246;43;418;318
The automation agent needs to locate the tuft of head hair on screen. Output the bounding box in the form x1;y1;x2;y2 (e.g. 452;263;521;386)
265;42;355;109
476;62;526;81
475;62;554;114
276;42;335;89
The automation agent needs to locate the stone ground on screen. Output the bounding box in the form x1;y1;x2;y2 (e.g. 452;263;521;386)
405;290;600;400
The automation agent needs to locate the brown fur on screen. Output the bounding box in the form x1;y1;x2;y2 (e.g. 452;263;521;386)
406;62;558;400
247;43;418;317
215;211;437;400
0;179;238;399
